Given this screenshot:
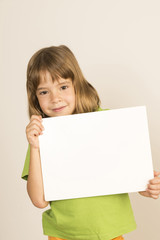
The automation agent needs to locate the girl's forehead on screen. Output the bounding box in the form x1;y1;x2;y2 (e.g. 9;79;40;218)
38;71;72;86
38;71;57;85
39;71;53;82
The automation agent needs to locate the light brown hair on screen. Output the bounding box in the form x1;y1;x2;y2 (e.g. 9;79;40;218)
26;45;101;118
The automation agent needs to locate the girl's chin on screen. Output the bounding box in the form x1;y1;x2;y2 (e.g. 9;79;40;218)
48;111;67;117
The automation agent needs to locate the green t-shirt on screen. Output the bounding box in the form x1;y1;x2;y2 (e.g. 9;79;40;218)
21;108;136;240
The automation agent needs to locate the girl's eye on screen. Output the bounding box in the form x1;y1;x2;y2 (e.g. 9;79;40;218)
39;91;48;95
61;85;68;90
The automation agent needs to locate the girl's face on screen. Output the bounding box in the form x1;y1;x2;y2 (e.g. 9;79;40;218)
36;71;76;117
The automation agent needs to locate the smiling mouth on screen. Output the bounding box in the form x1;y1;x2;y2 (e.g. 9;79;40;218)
52;106;66;112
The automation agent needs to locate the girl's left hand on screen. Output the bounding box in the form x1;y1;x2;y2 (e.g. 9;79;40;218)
139;171;160;199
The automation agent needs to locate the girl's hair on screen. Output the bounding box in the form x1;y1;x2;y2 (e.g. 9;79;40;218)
26;45;101;118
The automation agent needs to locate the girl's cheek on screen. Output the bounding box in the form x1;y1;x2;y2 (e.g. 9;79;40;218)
38;99;47;109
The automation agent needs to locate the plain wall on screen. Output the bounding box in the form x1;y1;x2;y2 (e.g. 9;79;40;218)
0;0;160;239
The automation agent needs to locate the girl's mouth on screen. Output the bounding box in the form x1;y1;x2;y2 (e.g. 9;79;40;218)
52;106;66;112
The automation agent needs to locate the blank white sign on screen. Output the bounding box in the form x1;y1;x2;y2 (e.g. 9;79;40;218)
39;106;154;201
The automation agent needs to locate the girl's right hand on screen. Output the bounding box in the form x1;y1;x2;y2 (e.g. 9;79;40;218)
26;115;44;149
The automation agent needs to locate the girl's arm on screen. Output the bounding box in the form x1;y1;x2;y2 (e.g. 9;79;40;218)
27;146;49;208
26;115;49;208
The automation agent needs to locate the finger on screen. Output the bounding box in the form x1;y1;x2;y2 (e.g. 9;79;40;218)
148;183;160;190
27;120;44;131
154;171;160;177
28;128;41;137
31;114;42;121
31;122;44;131
26;124;44;136
30;115;43;125
146;189;160;195
149;178;160;185
30;116;43;125
150;195;159;199
26;119;43;131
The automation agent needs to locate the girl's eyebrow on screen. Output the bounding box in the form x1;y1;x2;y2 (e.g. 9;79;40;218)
58;80;71;85
37;87;47;91
37;80;71;91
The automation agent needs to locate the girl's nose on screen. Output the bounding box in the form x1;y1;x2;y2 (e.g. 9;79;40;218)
50;92;62;103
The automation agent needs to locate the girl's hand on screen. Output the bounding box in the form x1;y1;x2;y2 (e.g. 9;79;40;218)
26;115;44;149
139;171;160;199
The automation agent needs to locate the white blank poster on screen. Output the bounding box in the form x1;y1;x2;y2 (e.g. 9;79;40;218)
39;106;154;201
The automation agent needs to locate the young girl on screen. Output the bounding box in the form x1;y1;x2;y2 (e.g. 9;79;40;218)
22;45;160;240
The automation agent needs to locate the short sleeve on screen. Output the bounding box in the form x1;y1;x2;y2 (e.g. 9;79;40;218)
21;144;30;181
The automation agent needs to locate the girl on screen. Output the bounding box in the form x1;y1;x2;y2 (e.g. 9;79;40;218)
22;45;160;240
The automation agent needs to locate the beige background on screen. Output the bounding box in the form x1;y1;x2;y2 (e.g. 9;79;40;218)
0;0;160;239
